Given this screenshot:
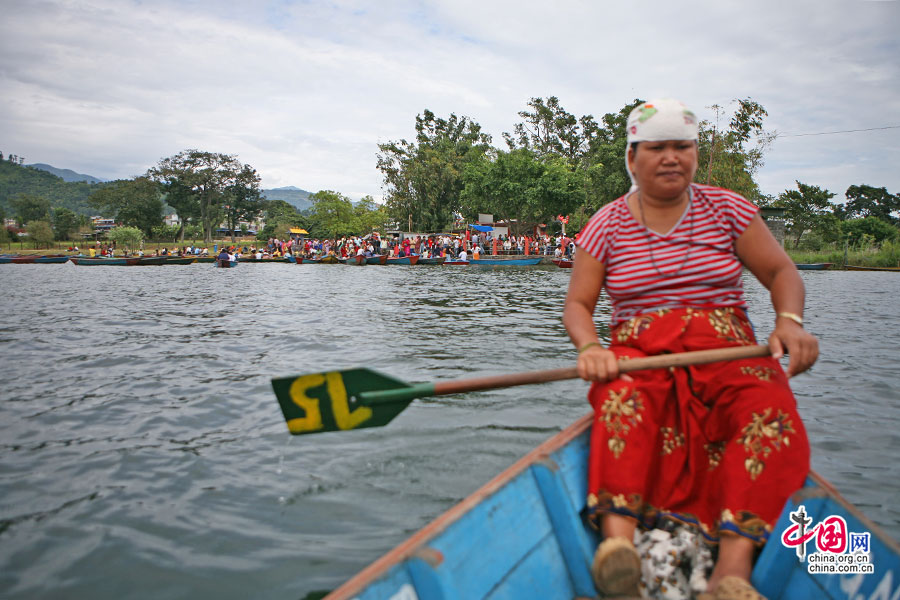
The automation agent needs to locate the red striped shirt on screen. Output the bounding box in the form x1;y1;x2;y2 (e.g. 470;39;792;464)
577;184;758;325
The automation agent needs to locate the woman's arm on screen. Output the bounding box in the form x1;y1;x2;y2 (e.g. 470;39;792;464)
563;248;621;381
735;214;819;377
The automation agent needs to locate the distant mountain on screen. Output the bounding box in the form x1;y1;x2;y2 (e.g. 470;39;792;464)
262;186;313;212
27;163;106;184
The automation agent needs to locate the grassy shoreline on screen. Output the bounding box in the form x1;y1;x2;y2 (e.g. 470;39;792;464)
786;241;900;268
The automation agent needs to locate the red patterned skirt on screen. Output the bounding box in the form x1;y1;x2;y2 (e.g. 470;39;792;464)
586;307;810;545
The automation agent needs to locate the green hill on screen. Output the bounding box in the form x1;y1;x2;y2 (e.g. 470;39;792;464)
261;186;313;212
0;160;103;217
27;163;106;184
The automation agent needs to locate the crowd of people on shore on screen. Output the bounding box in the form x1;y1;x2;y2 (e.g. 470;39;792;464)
69;231;579;262
210;231;578;261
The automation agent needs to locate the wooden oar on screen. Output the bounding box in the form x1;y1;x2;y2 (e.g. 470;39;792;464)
272;345;770;436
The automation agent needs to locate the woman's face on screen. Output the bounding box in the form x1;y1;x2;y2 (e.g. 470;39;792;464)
628;140;698;200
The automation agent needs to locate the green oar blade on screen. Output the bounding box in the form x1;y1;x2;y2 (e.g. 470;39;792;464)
272;368;421;435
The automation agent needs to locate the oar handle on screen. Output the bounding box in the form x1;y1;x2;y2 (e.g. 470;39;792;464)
360;345;770;403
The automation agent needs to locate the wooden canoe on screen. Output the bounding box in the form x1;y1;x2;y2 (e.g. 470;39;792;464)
442;259;470;265
794;263;834;270
386;256;420;265
70;257;139;266
416;257;446;265
844;265;900;272
553;259;574;268
366;255;389;265
162;256;198;265
346;255;368;265
323;414;900;600
471;257;543;266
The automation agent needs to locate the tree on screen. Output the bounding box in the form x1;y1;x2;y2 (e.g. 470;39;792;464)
222;164;263;242
582;99;645;209
10;193;51;224
88;177;164;236
841;217;899;246
147;150;259;243
353;195;388;235
503;96;599;165
839;185;899;224
776;181;836;246
106;226;144;253
378;110;492;232
26;220;55;248
52;207;81;241
695;99;776;202
461;149;584;235
308;190;357;238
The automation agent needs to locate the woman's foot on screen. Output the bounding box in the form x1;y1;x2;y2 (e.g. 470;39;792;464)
590;536;642;597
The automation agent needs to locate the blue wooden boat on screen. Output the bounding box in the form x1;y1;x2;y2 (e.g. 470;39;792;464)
416;256;446;265
471;257;543;266
323;414;900;600
34;255;71;263
366;255;389;265
386;256;419;265
795;263;833;270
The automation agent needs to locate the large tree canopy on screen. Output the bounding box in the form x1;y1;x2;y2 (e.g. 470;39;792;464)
147;150;261;243
377;110;492;232
695;99;775;202
461;149;584;236
777;181;837;246
88;176;164;237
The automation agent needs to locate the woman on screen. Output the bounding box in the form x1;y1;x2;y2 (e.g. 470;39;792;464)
563;99;818;600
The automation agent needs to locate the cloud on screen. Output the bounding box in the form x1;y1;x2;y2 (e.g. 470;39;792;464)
1;0;898;201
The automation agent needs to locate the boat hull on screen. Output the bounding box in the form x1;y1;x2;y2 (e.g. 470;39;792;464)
70;257;136;266
795;263;833;270
552;259;573;268
365;255;388;265
215;259;238;268
471;257;543;266
416;257;446;265
845;265;900;272
325;414;900;600
385;256;419;265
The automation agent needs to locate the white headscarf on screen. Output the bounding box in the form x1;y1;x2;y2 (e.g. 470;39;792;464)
625;98;699;192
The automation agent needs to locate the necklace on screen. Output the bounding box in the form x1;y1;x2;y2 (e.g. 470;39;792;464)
637;191;694;278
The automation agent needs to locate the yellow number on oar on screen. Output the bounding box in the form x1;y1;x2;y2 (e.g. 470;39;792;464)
325;371;373;430
286;374;325;433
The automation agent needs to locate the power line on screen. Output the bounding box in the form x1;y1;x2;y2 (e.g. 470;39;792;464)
777;125;900;138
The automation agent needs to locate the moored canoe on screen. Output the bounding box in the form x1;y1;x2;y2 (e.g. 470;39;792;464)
323;414;900;600
471;257;543;266
844;265;900;272
386;256;419;265
162;256;198;265
794;263;833;270
365;255;389;265
346;255;368;265
416;256;446;265
70;257;138;266
552;259;574;268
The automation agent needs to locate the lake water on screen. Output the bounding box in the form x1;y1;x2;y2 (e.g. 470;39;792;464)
1;262;898;599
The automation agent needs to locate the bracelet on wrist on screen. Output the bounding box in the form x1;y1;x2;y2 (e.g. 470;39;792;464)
578;342;604;354
777;312;804;326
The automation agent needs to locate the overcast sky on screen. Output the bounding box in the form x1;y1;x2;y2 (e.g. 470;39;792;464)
2;0;898;204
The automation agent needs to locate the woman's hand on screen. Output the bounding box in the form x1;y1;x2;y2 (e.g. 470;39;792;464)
576;345;623;382
768;319;819;377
